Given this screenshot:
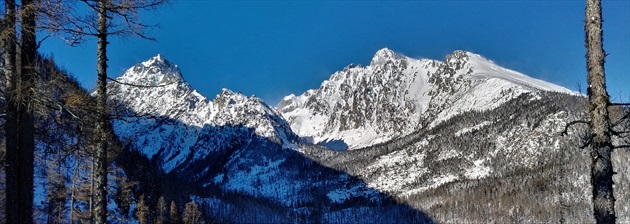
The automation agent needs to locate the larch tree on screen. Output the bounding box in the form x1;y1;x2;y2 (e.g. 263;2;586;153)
2;0;37;222
39;0;167;222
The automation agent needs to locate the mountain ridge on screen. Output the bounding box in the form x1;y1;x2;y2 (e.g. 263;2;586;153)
101;50;629;223
108;56;300;173
277;48;576;150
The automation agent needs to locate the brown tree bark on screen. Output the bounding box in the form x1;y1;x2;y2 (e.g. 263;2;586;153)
584;0;616;223
94;0;110;223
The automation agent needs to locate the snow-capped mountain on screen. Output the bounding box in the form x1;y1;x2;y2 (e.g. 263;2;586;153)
7;48;627;223
106;55;433;223
277;48;575;149
108;55;299;173
102;51;628;223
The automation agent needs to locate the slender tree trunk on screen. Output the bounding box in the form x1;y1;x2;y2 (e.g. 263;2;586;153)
94;0;110;223
3;0;20;223
70;159;79;223
585;0;616;223
89;157;94;217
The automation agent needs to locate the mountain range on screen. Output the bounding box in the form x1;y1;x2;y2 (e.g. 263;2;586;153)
88;49;630;222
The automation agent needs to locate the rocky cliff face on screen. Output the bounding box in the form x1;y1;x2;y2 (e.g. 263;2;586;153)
277;48;575;149
108;55;299;174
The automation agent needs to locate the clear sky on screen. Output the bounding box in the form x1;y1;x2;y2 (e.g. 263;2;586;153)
40;0;629;106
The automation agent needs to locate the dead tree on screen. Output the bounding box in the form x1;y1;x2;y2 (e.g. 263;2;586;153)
585;0;615;223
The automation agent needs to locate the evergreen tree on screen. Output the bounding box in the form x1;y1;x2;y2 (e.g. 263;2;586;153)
135;194;149;224
114;172;137;219
183;201;204;224
170;201;181;224
156;196;167;224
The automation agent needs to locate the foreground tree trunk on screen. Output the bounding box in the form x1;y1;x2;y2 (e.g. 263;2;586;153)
94;0;110;222
4;0;36;222
584;0;616;223
19;0;36;222
3;0;20;223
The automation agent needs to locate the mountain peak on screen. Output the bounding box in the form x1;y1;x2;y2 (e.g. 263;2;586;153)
141;53;170;67
444;50;470;62
117;54;184;86
371;48;403;66
213;88;249;106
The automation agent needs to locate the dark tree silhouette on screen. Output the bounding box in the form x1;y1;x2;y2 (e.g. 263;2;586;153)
3;0;37;222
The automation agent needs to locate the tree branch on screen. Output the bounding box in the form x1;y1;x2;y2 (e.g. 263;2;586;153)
610;102;630;106
30;95;89;122
35;35;53;50
561;120;590;136
121;13;156;41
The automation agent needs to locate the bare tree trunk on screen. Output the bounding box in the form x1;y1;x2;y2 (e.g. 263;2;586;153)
3;0;20;223
585;0;616;223
19;1;36;222
89;157;94;218
94;0;109;223
70;159;79;223
4;0;36;222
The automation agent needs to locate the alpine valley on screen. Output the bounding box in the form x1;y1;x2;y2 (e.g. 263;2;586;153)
105;48;630;223
4;49;629;223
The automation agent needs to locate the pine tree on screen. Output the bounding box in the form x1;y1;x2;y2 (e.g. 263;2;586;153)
170;201;181;224
113;172;137;219
156;196;167;224
183;201;204;224
135;194;149;224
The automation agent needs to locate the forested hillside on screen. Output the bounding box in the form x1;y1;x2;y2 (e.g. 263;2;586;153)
302;92;630;223
0;54;206;223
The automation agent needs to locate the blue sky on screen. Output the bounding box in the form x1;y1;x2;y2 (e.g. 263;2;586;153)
40;1;629;105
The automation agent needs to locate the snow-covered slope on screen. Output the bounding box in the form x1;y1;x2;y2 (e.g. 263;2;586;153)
300;92;630;223
99;52;629;223
277;48;575;149
106;55;433;223
108;55;298;173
